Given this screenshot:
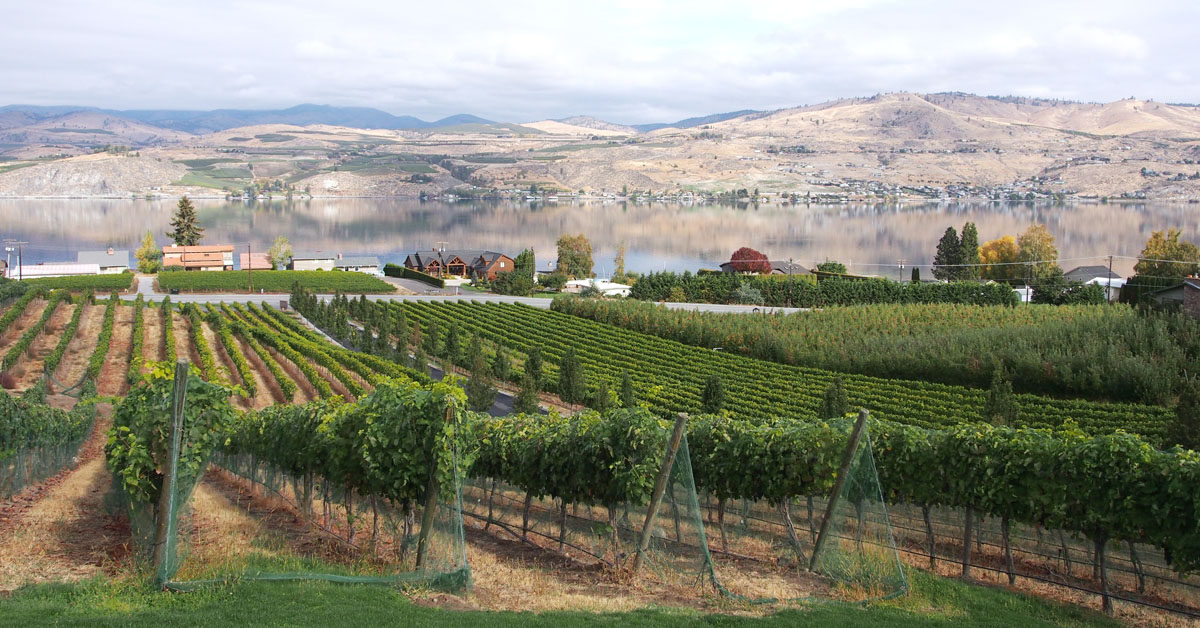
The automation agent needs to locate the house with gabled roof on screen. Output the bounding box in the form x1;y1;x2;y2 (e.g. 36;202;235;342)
162;245;234;271
404;248;515;281
77;248;130;274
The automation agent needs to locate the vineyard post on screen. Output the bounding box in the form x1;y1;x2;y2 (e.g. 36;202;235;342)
153;359;188;588
632;413;689;575
809;408;869;573
416;402;452;568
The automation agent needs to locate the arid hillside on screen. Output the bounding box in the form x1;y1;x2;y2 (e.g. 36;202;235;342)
0;93;1197;200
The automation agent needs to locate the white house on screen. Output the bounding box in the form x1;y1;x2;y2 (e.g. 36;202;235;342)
563;278;632;297
11;262;101;279
78;248;130;274
289;251;336;271
334;255;381;274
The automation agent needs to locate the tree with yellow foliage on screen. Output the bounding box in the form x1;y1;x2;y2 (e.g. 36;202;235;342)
1016;224;1060;281
980;236;1020;282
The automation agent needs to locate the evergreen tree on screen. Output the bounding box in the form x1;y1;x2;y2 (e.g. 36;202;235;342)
591;379;612;413
1168;380;1200;450
491;343;511;383
984;366;1019;426
911;267;920;282
619;369;636;408
701;374;726;414
411;329;427;373
557;346;586;405
524;345;544;388
443;321;462;366
395;333;408;362
421;319;440;358
959;222;981;279
393;309;408;350
932;226;961;281
166;196;205;246
514;372;541;414
466;350;497;412
820;377;848;420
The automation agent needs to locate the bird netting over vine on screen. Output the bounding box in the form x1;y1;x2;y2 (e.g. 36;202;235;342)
0;379;97;500
105;365;471;592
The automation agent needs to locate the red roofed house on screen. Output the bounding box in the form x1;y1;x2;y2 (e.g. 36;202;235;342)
162;245;235;271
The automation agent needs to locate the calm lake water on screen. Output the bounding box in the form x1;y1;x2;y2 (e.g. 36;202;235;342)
1;198;1197;278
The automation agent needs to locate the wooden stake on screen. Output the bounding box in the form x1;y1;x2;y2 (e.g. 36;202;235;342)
632;413;688;574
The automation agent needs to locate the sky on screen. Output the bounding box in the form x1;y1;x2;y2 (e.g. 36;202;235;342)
2;0;1197;124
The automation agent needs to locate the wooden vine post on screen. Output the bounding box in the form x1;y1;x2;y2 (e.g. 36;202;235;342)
152;359;189;587
809;408;869;573
416;402;453;568
632;413;689;575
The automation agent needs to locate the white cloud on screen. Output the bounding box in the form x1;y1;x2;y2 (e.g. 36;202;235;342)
0;0;1195;122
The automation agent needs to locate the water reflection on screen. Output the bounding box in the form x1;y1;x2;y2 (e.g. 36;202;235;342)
0;198;1195;277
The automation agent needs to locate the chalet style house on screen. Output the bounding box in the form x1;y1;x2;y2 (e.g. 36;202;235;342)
161;245;235;271
404;249;515;280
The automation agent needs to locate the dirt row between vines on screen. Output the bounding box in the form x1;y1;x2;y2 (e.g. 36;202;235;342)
47;303;105;398
0;408;125;593
96;304;135;398
0;298;48;364
9;301;76;392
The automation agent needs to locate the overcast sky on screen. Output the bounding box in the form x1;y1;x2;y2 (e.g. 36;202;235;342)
2;0;1197;124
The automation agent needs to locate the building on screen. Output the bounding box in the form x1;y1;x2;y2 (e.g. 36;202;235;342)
289;251;336;271
334;255;381;274
719;260;810;275
1064;265;1125;301
10;262;101;279
403;249;515;281
162;245;235;271
563;278;632;297
1151;278;1200;316
239;253;273;270
77;248;130;274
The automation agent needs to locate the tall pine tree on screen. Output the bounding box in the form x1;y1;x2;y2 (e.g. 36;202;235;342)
932;226;961;281
557;346;586;405
166;196;205;246
959;222;981;280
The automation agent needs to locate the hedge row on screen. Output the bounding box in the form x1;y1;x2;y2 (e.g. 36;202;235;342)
157;270;395;294
21;272;134;292
629;272;1019;307
384;263;445;288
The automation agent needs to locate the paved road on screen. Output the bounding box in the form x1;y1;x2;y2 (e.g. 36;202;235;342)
126;277;802;315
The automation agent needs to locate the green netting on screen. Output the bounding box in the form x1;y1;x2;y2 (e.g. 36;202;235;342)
0;383;96;499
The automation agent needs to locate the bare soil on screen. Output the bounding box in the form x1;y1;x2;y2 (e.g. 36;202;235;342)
233;335;284;408
10;302;75;392
0;298;47;357
142;306;165;365
173;315;200;373
48;304;104;394
265;346;316;404
96;304;134;397
0;409;126;593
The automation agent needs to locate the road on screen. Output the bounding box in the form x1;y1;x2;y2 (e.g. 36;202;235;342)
126;277;802;314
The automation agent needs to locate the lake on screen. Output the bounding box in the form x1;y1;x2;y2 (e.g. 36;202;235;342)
1;198;1197;278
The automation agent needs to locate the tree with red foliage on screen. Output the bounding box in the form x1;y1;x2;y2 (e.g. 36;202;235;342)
728;247;772;274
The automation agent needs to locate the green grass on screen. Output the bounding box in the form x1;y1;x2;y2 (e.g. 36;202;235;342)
0;570;1117;627
157;270;395;294
171;172;245;190
173;158;241;168
0;162;38;175
255;134;298;143
42;127;115;135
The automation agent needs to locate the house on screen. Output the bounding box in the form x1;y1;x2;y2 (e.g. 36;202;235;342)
77;248;130;274
334;255;381;274
239;253;273;270
162;245;235;271
289;251;336;271
1150;278;1200;316
1064;265;1125;301
0;259;7;278
719;260;810;275
10;262;101;279
563;278;632;297
403;249;515;281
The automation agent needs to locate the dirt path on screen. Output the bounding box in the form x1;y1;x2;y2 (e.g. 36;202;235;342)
234;335;282;408
200;321;244;407
267;346;317;404
10;302;76;391
48;304;104;395
0;409;125;593
142;307;164;366
96;304;134;397
173;315;200;374
0;298;48;358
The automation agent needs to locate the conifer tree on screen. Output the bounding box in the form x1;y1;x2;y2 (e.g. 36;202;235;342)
524;345;544;388
1168;380;1200;451
619;369;636;408
466;349;497;412
166;196;205;246
984;365;1019;426
820;377;848;420
492;344;511;383
932;226;961;281
557;346;586;405
701;374;726;414
514;372;541;414
591;379;612;413
959;222;981;279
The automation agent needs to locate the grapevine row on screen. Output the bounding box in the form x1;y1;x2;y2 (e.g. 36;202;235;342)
43;293;88;376
127;294;146;385
2;290;70;370
0;287;46;338
183;304;225;385
85;293;119;380
162;297;177;365
208;312;256;398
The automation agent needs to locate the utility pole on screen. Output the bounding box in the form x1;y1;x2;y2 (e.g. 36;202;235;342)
247;243;253;293
897;259;907;283
2;239;13;275
1106;255;1114;303
11;240;27;281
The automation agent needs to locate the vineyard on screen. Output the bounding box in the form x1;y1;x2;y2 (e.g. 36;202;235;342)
2;290;1199;623
551;298;1200;405
362;299;1172;442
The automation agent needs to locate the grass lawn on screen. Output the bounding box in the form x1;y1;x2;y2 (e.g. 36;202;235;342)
0;571;1117;628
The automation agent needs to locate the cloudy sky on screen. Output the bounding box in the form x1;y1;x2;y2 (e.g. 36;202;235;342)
2;0;1196;124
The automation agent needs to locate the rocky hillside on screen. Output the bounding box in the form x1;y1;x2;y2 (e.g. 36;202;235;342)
0;93;1197;199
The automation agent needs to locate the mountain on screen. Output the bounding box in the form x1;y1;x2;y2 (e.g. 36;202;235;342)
632;110;761;133
555;116;638;134
0;104;492;133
